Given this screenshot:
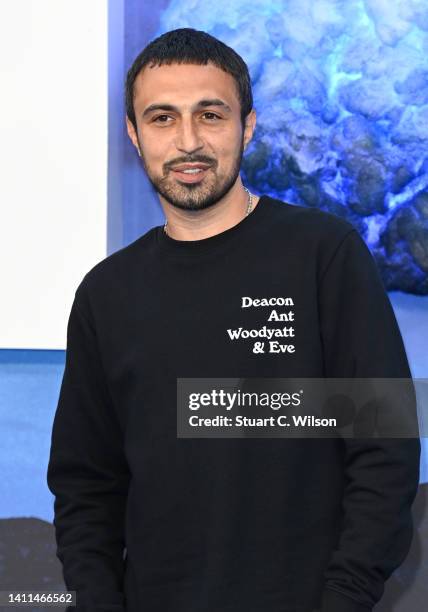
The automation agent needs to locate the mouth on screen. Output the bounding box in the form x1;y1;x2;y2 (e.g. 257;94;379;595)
170;163;212;184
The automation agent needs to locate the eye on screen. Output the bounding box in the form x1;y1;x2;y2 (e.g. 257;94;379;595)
153;115;173;123
202;112;221;120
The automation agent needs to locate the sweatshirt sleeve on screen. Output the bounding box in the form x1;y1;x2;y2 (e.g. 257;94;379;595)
317;228;421;612
47;280;130;612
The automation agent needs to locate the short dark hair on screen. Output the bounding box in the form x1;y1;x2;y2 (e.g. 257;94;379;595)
125;28;253;132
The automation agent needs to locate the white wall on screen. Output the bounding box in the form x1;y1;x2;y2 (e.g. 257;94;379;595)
0;0;108;349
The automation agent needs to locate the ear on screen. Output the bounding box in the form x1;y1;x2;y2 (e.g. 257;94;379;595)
243;109;257;150
126;116;140;153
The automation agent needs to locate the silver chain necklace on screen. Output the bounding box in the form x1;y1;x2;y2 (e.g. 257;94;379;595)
163;187;254;236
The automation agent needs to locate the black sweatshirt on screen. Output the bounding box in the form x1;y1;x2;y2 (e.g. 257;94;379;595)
47;195;420;612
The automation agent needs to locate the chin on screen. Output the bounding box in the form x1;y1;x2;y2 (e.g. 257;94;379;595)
168;196;218;212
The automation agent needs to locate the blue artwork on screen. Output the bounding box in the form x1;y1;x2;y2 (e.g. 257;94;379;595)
157;0;428;294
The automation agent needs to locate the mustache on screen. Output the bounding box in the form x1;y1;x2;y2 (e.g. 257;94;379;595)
164;155;217;172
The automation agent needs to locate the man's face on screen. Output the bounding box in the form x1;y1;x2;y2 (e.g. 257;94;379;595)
126;62;256;211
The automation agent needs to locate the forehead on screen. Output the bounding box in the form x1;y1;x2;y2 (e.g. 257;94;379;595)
132;62;240;111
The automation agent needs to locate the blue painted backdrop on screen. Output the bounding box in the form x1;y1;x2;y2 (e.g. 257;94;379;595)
121;0;428;295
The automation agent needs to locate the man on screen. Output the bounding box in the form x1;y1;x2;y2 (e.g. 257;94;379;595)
47;28;420;612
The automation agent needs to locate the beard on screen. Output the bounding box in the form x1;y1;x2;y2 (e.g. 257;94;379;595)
139;135;245;212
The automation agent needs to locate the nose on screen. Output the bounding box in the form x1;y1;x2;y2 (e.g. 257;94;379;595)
174;116;204;154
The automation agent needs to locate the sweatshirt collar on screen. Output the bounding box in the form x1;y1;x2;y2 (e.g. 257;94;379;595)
155;194;269;257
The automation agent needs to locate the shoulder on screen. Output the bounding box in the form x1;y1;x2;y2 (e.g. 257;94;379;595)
73;226;158;309
261;195;357;243
259;195;365;282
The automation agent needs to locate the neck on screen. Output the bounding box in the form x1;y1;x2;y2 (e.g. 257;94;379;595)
161;182;260;241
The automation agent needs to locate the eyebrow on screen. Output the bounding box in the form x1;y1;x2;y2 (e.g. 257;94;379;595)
141;98;232;118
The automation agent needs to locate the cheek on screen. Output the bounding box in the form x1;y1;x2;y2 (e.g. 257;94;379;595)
215;124;242;152
216;137;243;166
140;135;168;166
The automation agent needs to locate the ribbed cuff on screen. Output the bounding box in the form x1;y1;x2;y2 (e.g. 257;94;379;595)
320;588;372;612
